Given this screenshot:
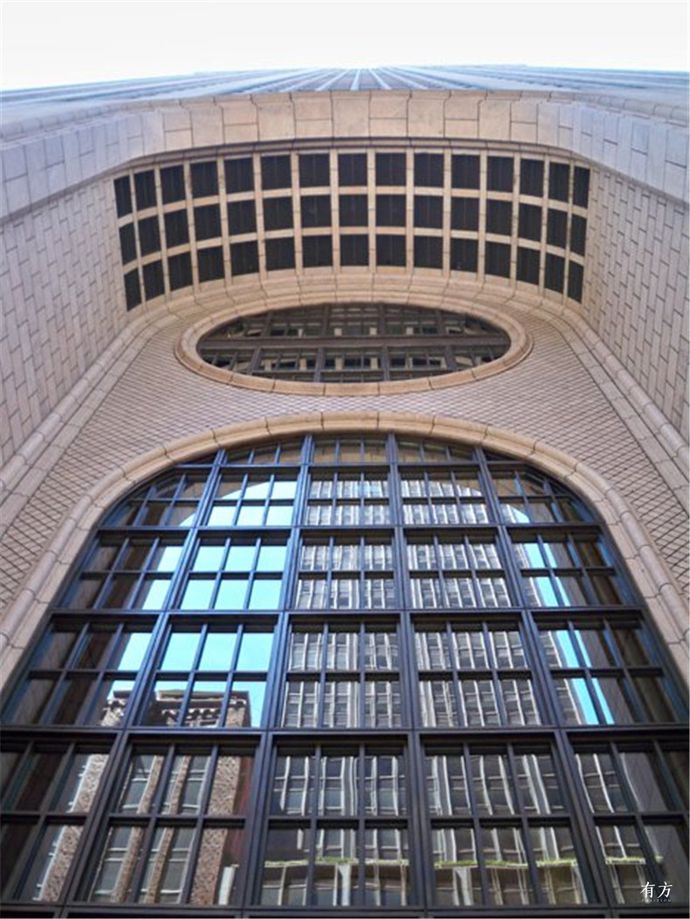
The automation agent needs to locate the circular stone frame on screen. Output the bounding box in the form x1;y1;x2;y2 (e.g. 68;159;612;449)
176;299;532;396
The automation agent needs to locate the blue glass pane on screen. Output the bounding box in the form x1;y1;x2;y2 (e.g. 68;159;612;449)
244;479;271;499
236;633;273;671
237;505;265;526
193;545;226;571
247;579;282;610
114;632;152;670
215;579;249;610
199;632;237;671
265;504;293;526
152;545;184;572
226;545;256;571
180;579;215;610
139;578;170;610
161;632;202;670
272;480;298;499
208;505;237;526
256;544;288;571
231;680;266;726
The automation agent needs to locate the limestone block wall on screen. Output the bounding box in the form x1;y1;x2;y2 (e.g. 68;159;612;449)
585;168;689;437
1;89;687;466
0;178;123;465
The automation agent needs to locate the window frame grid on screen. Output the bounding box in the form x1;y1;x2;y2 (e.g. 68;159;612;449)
1;434;687;916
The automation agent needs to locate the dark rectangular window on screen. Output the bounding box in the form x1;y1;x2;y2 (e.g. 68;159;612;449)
265;237;295;271
164;210;189;248
520;159;544;196
487;156;513;192
160;165;185;203
338;153;367;186
119;224;136;264
124;269;141;309
114;176;132;217
230;240;259;276
225;157;254;194
134;170;156;210
137;216;161;256
143;260;164;299
376;194;406;227
568;261;584;301
451;154;479;189
451;197;478;231
570;215;587;255
485;241;511;277
194;204;221;241
414;152;443;187
227;200;256;236
191;161;218;198
299;153;330;187
414;195;443;229
168;252;193;290
339;194;368;226
340;234;369;266
518;203;542;241
198;246;225;282
302;235;333;267
261;155;291;190
376;152;406;186
517;247;540;284
263;197;293;231
549;162;570;201
450;238;478;272
545;253;565;292
486;200;512;235
573;166;590;208
376;234;406;266
414;236;442;269
301;195;331;228
547;209;568;248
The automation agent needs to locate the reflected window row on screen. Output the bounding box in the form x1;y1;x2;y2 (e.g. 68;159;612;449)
288;628;398;672
282;678;401;729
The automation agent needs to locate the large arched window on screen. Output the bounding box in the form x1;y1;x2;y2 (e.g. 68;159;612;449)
1;435;687;915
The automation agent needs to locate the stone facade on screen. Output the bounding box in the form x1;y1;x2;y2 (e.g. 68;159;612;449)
1;69;688;692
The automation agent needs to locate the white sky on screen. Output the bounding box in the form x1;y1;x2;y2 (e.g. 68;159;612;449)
2;0;688;90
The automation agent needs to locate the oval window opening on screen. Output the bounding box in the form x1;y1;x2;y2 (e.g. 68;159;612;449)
198;302;511;384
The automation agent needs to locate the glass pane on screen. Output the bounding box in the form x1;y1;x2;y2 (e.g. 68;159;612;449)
190;828;243;905
208;755;254;814
229;680;265;726
52;750;110;812
313;827;358;906
471;753;515;815
261;827;310;905
365;754;405;815
162;753;210;813
5;749;64;810
180;579;215;610
214;579;249;609
199;631;237;670
483;826;533;905
433;826;479;905
530;825;586;904
645;824;689;902
577;751;626;812
137;826;194;903
161;631;202;670
112;631;153;670
247;578;282;610
516;752;565;813
272;755;314;815
16;823;83;902
426;755;469;815
91;825;146;902
620;751;670;810
118;753;166;813
364;828;410;906
596;824;646;903
256;543;287;571
185;681;226;727
236;632;273;671
225;544;256;571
